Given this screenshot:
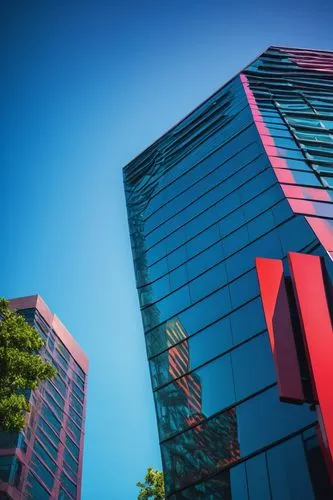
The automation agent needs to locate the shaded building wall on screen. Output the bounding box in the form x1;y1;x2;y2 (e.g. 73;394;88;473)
0;295;88;500
124;46;333;498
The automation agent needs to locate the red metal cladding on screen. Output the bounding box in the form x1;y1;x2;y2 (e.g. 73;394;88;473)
255;257;304;402
288;252;333;475
306;216;333;253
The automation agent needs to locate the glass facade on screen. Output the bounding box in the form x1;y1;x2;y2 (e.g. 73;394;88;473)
124;46;333;497
0;296;88;500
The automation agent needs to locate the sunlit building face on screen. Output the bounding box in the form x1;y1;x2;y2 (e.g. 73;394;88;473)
124;46;333;498
0;295;88;500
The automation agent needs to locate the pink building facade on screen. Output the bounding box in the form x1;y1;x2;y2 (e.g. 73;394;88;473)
0;295;88;500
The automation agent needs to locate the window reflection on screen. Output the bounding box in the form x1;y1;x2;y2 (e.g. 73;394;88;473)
162;407;240;495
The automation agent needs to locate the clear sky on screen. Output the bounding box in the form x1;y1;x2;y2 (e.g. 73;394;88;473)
2;0;333;498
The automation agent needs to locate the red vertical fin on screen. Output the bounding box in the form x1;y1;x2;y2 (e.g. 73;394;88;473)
288;252;333;479
255;257;304;402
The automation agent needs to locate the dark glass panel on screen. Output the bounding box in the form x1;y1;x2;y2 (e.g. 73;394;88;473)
219;206;246;237
237;386;317;456
61;472;77;498
73;360;85;381
230;463;249;500
34;440;57;473
41;403;62;434
186;224;220;260
69;406;82;428
242;184;284;221
238;169;277;204
145;126;262;229
72;382;84;403
70;394;83;416
36;428;58;459
230;297;266;345
246;453;271;500
0;455;14;482
271;199;293;225
155;353;234;440
226;230;283;282
169;470;231;499
232;333;276;401
150;316;233;389
146;285;232;357
186;241;223;281
247;209;275;240
43;391;63;421
161;407;240;495
223;225;250;257
303;427;332;499
0;431;19;449
38;417;60;447
45;382;65;409
58;487;72;500
267;435;315;500
170;266;188;292
30;452;54;490
26;472;50;499
278;216;317;254
229;269;260;309
67;418;81;445
64;449;78;475
189;261;227;303
66;435;80;460
142;285;191;330
215;191;241;220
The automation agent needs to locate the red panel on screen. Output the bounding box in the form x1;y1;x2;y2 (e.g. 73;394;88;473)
255;257;304;402
289;199;333;218
288;252;333;475
306;216;333;252
273;168;298;184
282;184;333;202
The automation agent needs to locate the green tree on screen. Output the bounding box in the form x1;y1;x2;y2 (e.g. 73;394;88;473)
0;298;56;431
137;467;165;500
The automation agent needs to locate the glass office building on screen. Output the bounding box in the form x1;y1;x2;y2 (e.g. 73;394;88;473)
0;295;88;500
124;46;333;498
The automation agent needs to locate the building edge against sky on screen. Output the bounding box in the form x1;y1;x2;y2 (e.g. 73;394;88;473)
0;295;88;500
124;46;333;498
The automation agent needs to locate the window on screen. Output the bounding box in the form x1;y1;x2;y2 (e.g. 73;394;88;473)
31;452;54;490
232;333;276;401
155;353;234;440
72;382;84;403
61;472;77;498
0;455;14;482
63;448;78;477
34;440;57;473
38;417;60;447
26;472;50;499
66;436;79;461
237;386;317;456
41;404;62;434
70;394;83;416
161;406;239;495
67;418;81;445
36;428;58;459
189;261;227;303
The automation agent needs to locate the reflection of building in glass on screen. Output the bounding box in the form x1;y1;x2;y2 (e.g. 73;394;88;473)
124;46;333;498
0;295;88;500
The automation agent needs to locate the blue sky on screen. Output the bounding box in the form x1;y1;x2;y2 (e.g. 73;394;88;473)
2;0;333;498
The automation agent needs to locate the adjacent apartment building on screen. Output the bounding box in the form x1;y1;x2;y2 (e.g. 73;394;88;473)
124;46;333;498
0;295;88;500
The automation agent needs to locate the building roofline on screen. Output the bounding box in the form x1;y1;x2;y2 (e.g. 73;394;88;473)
123;45;271;174
9;294;88;373
123;44;333;174
271;44;333;54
